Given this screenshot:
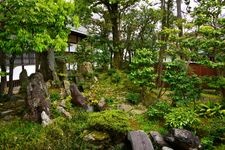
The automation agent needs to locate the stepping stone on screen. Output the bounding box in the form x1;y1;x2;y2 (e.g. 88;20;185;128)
128;130;154;150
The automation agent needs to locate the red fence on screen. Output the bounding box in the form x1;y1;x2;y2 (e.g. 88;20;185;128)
188;63;217;76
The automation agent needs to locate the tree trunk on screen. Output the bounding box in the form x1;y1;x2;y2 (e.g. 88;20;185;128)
55;53;67;81
0;51;7;95
35;52;41;72
176;0;183;37
39;50;59;82
8;53;16;96
109;4;122;69
21;54;25;70
157;0;167;88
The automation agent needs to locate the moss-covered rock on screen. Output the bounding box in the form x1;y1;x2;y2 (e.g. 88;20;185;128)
87;110;131;133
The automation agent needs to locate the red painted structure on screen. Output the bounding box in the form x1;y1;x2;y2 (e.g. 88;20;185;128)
188;63;217;76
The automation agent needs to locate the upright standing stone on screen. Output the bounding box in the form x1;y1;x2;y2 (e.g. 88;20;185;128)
19;69;28;96
25;72;50;123
70;83;88;109
127;131;154;150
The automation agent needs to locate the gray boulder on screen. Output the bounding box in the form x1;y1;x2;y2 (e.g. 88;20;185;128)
150;131;169;148
128;130;154;150
164;128;201;150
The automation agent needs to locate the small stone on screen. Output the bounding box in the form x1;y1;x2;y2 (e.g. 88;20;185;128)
84;131;110;141
57;106;72;119
41;111;52;127
86;105;94;112
162;146;174;150
130;109;146;115
98;98;106;110
117;103;133;112
63;80;71;96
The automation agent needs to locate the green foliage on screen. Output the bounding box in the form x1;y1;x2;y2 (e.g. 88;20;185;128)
126;92;140;104
87;110;131;134
111;72;121;84
196;101;225;118
129;48;156;91
201;137;214;150
135;115;167;134
147;101;171;120
50;91;61;102
0;71;7;77
163;60;202;106
197;118;225;149
0;0;76;55
107;68;117;76
0;110;91;149
164;107;200;129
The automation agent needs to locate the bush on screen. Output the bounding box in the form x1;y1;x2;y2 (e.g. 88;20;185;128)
163;60;202;106
126;92;140;104
87;110;131;134
196;101;225;118
201;137;214;150
49;89;61;101
107;68;116;76
111;72;121;84
197;118;225;148
164;107;200;129
147;101;171;120
129;48;157;97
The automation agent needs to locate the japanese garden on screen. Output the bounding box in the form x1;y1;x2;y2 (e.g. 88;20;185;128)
0;0;225;149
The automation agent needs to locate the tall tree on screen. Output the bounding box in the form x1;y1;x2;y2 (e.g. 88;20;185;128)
0;0;77;95
76;0;141;69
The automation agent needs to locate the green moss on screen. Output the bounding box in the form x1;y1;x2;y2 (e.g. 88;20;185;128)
87;110;131;134
135;115;166;134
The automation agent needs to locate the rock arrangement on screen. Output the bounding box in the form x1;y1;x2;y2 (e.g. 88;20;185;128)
24;72;51;125
150;129;201;150
70;83;88;109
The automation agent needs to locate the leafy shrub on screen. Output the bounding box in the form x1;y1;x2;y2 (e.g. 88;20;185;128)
126;92;140;104
197;118;225;149
201;137;214;150
147;101;171;120
163;60;202;106
111;72;121;84
129;48;157;97
49;90;61;101
107;68;116;76
196;101;225;118
164;107;200;129
87;110;131;134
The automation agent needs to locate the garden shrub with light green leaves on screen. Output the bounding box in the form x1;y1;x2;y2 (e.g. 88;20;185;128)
126;92;141;104
163;59;202;106
147;101;171;120
129;48;157;98
196;101;225;118
164;107;200;129
196;118;225;150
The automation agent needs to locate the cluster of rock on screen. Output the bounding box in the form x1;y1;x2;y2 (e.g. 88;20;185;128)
150;128;201;150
